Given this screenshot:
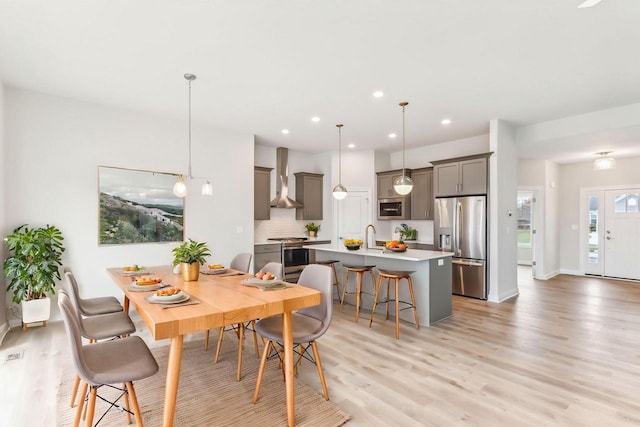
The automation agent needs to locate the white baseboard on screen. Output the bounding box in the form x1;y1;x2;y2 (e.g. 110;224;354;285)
534;270;560;280
488;288;519;303
559;269;581;276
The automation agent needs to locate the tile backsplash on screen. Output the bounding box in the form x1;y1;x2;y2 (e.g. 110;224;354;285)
254;208;323;241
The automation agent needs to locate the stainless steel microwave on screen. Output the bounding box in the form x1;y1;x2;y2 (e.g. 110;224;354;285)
378;198;411;220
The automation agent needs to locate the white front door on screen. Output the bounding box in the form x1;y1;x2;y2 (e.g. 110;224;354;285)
604;189;640;280
335;189;371;245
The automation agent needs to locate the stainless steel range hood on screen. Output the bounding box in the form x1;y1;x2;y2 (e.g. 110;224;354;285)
270;147;303;208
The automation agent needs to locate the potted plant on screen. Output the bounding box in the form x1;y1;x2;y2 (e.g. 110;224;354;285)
172;238;211;281
305;223;320;238
3;224;65;330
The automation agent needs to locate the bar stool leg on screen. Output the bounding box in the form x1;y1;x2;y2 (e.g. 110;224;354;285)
385;277;391;321
395;278;401;339
355;272;363;322
407;276;420;329
332;264;342;303
369;273;383;327
340;270;349;312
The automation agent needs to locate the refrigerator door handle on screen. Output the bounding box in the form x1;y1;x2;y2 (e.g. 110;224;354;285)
455;201;463;257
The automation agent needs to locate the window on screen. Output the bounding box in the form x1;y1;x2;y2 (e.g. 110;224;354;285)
588;195;599;264
517;192;533;247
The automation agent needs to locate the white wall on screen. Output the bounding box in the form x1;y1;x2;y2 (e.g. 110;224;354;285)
488;119;518;302
542;161;560;278
0;79;9;337
390;134;490;169
5;88;254;321
558;155;640;273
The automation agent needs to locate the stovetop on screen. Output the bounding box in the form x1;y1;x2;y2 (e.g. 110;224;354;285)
267;237;308;242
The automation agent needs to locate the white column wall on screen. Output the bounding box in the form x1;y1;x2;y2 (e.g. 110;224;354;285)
488;119;518;302
0;79;8;338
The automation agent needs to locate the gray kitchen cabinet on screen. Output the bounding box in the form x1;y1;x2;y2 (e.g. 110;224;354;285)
295;172;323;220
411;167;434;220
433;156;488;197
377;169;412;199
254;166;273;220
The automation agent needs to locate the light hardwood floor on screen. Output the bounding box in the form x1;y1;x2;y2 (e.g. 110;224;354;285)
2;267;640;426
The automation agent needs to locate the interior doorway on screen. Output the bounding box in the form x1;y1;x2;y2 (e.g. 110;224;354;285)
517;187;543;279
334;188;371;245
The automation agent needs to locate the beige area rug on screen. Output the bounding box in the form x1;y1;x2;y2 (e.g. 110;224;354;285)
57;338;349;426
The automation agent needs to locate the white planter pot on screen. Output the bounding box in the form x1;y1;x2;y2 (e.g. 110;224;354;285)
21;298;51;325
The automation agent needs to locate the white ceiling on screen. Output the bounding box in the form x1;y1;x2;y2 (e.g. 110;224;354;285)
1;0;639;163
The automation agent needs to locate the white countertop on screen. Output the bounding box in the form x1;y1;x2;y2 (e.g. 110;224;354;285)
306;244;453;261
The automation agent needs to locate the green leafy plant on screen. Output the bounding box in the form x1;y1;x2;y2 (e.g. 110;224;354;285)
304;223;320;233
172;239;211;266
4;224;65;304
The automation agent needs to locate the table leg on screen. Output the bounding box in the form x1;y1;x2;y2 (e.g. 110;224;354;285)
163;335;184;427
123;296;130;314
282;311;295;427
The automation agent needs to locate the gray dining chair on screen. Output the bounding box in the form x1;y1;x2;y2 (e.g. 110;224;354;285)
60;288;137;408
58;291;158;427
253;263;333;403
63;268;123;316
205;253;258;381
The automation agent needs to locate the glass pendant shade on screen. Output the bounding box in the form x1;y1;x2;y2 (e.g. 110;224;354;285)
332;184;347;200
393;175;414;195
593;152;616;170
201;181;213;195
173;176;188;197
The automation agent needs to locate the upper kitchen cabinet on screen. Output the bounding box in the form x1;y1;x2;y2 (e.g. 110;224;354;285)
377;169;412;199
254;166;273;220
411;167;434;220
294;172;323;220
433;154;490;197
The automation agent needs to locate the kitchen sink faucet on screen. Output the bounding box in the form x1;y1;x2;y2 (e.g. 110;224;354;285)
364;224;376;250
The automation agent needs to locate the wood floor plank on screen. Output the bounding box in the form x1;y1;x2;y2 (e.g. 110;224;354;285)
2;267;640;426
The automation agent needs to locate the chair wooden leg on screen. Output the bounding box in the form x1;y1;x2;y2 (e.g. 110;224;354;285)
253;341;272;404
310;341;329;401
73;382;88;427
251;320;260;358
85;387;97;427
69;375;80;407
125;381;144;427
214;326;225;363
121;382;132;425
237;323;244;381
204;329;210;351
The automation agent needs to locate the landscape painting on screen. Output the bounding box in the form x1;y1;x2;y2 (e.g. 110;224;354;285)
98;166;184;245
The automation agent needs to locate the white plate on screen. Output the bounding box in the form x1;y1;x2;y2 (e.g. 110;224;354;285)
202;268;228;275
150;291;186;302
132;281;163;290
243;277;278;285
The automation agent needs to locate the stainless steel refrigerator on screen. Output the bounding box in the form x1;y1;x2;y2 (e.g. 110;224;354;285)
434;195;487;299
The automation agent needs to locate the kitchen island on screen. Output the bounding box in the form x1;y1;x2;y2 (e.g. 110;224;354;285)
305;244;453;326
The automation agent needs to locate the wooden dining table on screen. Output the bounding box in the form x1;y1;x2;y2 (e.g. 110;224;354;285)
107;265;322;427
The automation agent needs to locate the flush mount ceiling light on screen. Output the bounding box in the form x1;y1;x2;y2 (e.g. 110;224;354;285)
388;133;397;139
393;102;414;196
332;124;348;200
372;90;384;98
441;118;452;125
173;73;213;197
281;129;290;134
311;116;320;122
593;151;616;170
578;0;603;8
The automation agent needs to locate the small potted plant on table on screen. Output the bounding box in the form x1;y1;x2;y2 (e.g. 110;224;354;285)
172;238;211;281
3;224;65;331
305;223;320;238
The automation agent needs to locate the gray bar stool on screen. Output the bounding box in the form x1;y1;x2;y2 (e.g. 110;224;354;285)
315;259;342;302
341;264;377;322
369;269;419;339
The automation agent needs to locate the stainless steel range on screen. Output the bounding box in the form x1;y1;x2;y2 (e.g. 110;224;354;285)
267;237;315;282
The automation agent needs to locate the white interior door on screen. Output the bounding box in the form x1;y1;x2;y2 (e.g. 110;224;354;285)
335;189;371;245
604;189;640;280
583;190;604;276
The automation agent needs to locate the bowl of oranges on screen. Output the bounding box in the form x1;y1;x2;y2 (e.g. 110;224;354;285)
152;287;185;302
385;240;408;252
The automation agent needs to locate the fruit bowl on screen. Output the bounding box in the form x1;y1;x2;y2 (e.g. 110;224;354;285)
345;244;361;251
387;247;407;252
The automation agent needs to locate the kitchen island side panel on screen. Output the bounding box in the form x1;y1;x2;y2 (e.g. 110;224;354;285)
429;256;452;324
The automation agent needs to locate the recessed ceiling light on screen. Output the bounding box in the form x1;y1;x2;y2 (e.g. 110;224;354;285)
388;133;397;138
281;129;290;134
372;91;384;98
348;143;355;149
311;116;320;122
441;118;452;125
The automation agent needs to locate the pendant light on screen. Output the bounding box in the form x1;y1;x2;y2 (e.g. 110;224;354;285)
173;73;213;197
593;151;616;171
393;101;414;195
332;123;348;200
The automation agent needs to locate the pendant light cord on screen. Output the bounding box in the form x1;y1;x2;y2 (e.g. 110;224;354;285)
188;78;193;179
402;103;406;177
338;125;342;184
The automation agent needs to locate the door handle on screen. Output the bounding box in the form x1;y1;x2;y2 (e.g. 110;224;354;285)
606;236;612;240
